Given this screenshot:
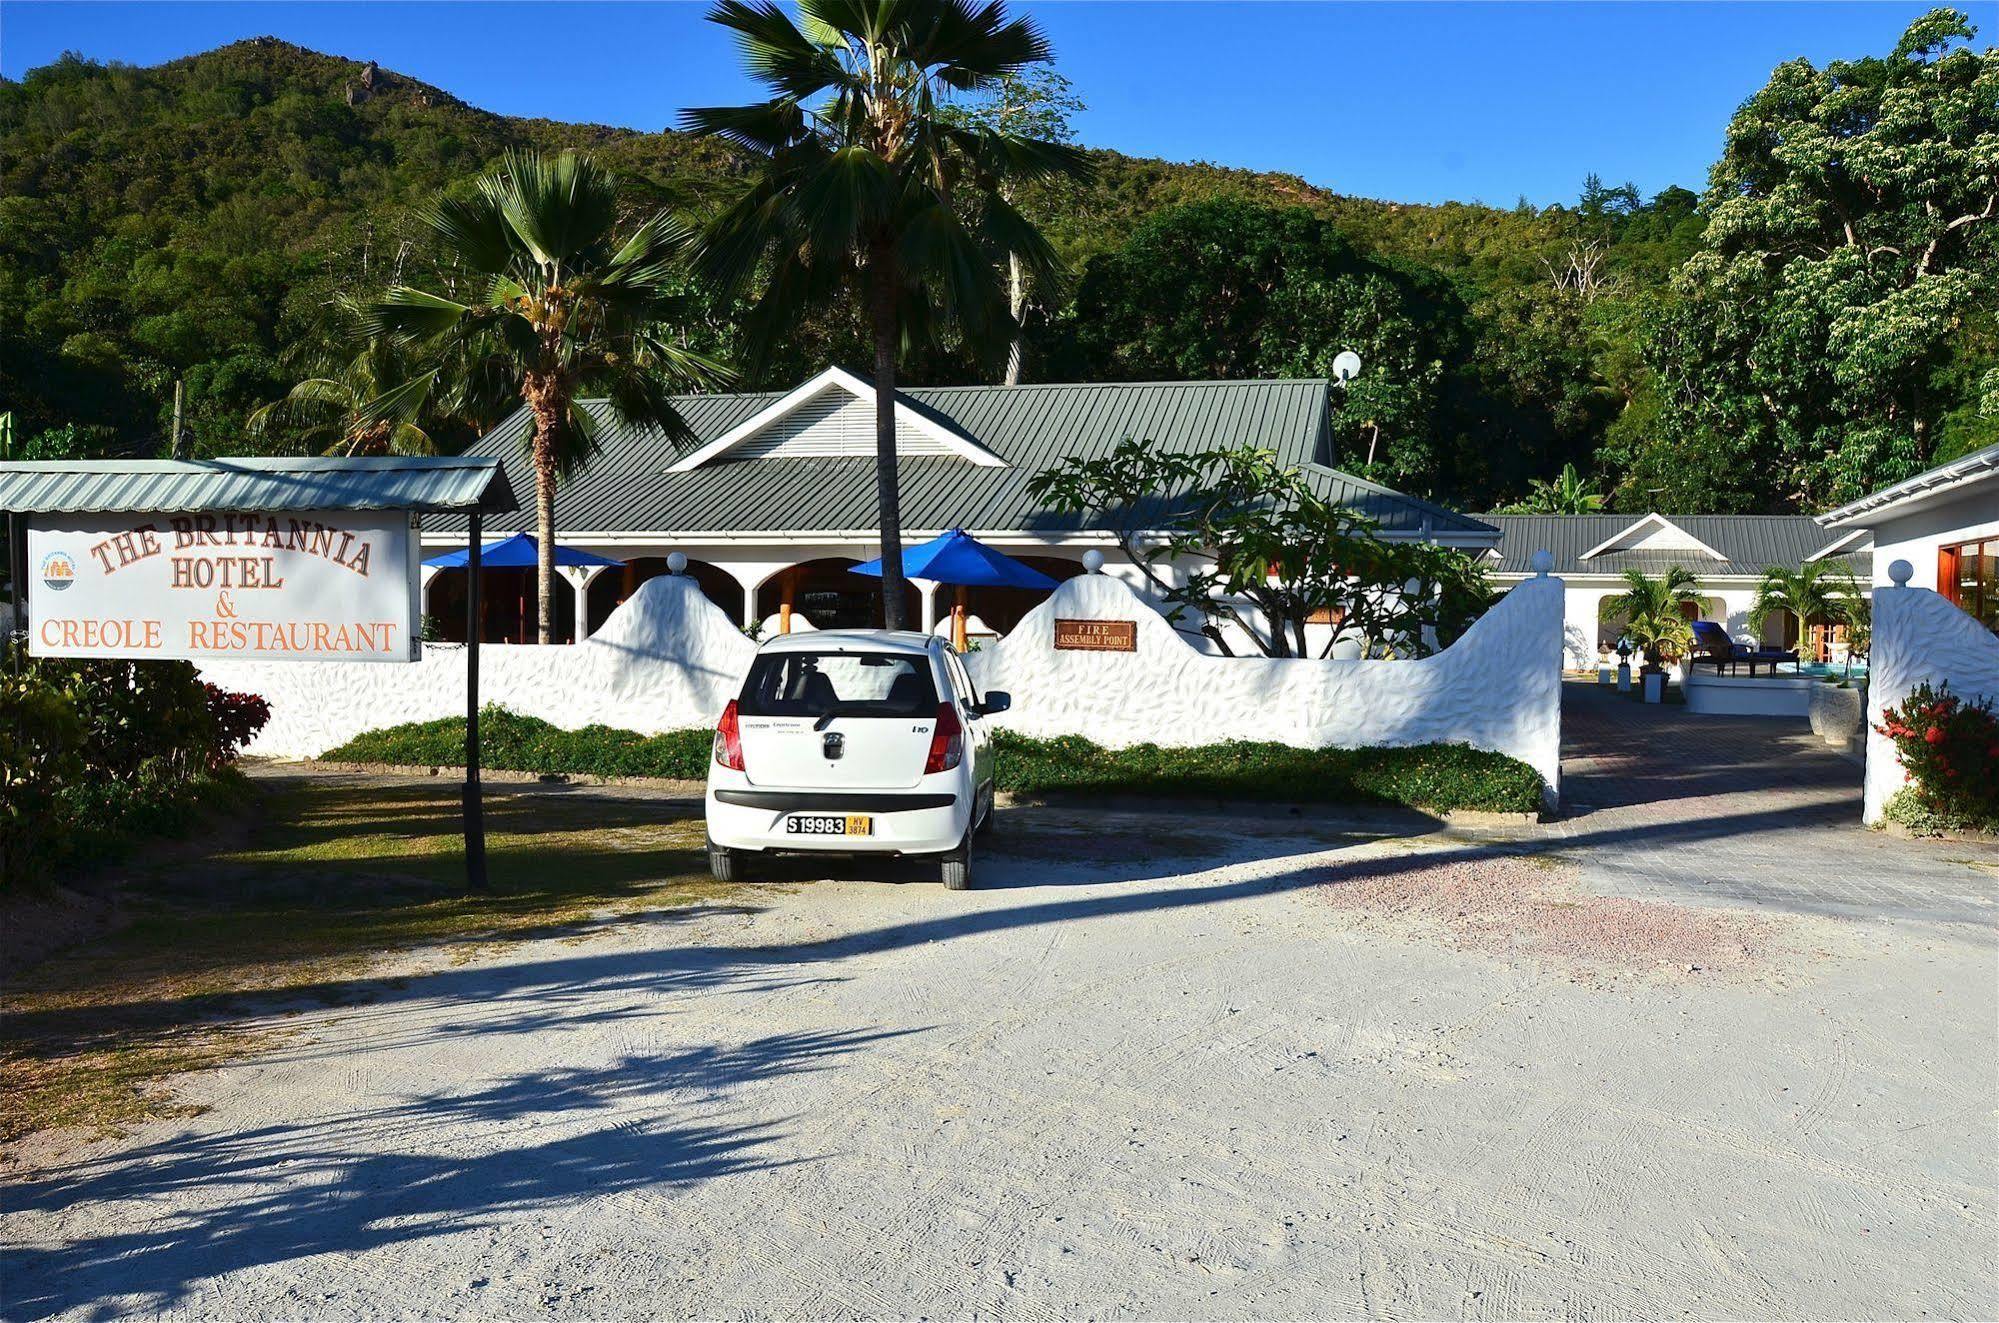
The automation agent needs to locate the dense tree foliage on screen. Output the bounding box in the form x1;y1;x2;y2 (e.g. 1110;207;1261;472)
1;10;1991;514
1609;8;1999;511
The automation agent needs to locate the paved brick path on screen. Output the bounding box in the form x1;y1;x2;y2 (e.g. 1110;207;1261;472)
1551;682;1997;928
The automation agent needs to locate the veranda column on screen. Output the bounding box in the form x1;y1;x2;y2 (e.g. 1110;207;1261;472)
919;581;939;632
561;565;610;642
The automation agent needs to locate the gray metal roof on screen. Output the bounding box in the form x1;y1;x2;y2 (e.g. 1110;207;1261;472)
1483;514;1846;577
440;378;1496;541
1819;439;1999;526
0;456;517;515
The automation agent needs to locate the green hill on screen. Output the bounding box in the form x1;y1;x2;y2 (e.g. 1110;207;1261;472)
8;25;1983;511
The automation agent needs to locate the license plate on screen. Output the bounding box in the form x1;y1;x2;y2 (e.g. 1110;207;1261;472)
787;814;872;836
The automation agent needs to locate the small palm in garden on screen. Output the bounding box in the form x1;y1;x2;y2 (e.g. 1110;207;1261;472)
1604;566;1701;671
1751;561;1861;663
363;151;728;643
686;0;1090;628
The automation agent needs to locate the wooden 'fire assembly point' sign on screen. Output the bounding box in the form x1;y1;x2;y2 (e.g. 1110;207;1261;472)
1054;618;1138;652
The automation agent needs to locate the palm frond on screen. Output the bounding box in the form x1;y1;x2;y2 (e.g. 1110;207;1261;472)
678;100;812;154
479;149;618;270
707;0;847;99
417;193;518;276
362;288;473;343
919;0;1051;82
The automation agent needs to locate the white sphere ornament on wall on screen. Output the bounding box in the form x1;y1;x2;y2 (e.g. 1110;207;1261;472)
1081;550;1105;574
1888;558;1913;587
667;551;688;575
1531;549;1555;577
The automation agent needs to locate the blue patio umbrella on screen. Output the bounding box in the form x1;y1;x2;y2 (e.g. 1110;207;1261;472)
423;532;623;570
425;534;624;643
854;529;1058;647
851;529;1058;590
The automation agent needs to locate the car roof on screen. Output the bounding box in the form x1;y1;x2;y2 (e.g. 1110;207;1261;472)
757;628;938;656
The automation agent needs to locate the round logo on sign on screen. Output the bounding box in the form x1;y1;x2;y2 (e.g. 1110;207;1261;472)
40;551;78;592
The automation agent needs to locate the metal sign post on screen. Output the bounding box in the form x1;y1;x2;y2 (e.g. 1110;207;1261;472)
463;513;488;890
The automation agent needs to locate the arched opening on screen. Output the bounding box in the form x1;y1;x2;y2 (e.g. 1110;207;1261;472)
427;568;576;644
945;554;1089;636
756;558;919;632
588;557;744;633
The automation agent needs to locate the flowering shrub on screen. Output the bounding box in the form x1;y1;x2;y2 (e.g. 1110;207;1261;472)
1;643;265;887
1874;682;1999;832
203;684;272;769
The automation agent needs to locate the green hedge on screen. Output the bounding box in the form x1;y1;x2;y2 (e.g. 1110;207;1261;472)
329;708;716;780
990;731;1544;813
325;708;1546;815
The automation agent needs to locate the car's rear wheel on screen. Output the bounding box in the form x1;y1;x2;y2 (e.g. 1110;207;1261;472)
940;829;973;891
707;835;745;883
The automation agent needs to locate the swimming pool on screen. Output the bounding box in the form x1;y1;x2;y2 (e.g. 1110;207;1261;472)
1788;661;1868;681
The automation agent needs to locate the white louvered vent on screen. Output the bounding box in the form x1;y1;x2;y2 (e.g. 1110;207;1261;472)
734;389;958;461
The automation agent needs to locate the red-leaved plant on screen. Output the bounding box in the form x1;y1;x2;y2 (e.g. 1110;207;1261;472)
202;684;272;770
1873;681;1999;828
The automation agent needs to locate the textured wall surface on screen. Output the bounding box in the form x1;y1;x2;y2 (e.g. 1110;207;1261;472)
210;569;1566;807
1863;585;1999;823
202;575;756;758
966;573;1566;805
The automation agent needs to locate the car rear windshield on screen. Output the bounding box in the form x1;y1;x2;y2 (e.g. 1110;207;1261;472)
739;651;940;718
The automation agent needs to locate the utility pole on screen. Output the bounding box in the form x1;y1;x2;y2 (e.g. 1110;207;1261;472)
170;379;186;459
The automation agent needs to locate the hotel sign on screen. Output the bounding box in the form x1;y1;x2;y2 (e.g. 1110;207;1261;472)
27;510;421;663
1053;618;1138;653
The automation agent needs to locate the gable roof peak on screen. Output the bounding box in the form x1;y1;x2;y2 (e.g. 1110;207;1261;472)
665;366;1006;473
1579;512;1727;562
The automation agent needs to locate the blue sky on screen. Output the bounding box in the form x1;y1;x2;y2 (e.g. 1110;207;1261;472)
0;1;1959;206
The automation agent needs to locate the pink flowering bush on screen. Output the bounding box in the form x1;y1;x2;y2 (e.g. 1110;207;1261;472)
1875;682;1999;832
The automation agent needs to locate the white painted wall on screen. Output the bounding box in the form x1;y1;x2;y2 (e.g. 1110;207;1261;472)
966;571;1566;806
1860;485;1999;590
1862;573;1999;823
202;575;755;759
207;564;1566;806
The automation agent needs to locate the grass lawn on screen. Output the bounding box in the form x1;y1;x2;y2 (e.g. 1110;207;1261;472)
0;778;728;1145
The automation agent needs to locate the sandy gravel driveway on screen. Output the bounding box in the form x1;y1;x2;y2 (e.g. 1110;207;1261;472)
5;799;1994;1321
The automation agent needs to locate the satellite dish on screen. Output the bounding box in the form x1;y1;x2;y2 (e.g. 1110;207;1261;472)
1332;350;1362;384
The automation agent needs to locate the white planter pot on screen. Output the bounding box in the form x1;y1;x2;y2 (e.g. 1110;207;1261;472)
1808;682;1865;747
1616;662;1632;692
1642;670;1665;704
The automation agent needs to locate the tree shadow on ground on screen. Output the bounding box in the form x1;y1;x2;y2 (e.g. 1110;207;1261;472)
9;787;1992;1318
4;1027;914;1321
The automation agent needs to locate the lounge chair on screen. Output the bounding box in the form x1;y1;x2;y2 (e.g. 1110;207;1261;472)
1687;620;1799;677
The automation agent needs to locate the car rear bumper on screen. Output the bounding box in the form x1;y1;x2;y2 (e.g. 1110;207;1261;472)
713;790;958;812
706;785;969;855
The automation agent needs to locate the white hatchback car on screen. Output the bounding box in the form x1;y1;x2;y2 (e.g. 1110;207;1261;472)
704;630;1010;889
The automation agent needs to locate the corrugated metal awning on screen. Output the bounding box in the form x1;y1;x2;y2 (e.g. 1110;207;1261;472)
0;456;517;516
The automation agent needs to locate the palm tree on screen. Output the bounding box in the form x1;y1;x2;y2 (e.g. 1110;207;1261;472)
1604;565;1701;669
362;150;727;643
249;301;440;457
1750;561;1855;664
685;0;1090;628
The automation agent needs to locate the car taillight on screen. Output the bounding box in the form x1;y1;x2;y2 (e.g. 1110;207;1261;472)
713;699;746;771
923;702;963;774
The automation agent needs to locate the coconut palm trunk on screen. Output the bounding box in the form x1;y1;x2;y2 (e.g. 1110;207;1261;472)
524;369;567;646
868;240;909;631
